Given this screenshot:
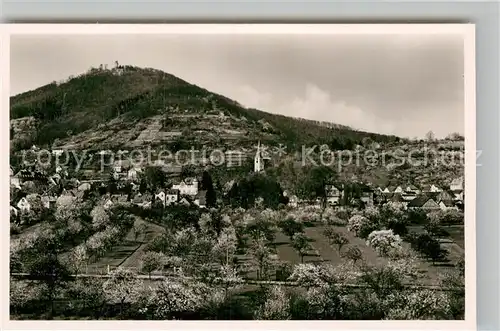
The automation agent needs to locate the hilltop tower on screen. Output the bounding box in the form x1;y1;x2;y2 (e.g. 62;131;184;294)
254;141;264;173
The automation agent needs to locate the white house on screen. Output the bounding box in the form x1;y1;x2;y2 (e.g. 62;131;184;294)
360;190;374;206
128;168;141;181
41;196;50;209
113;163;123;174
10;173;21;189
155;190;166;206
394;186;403;193
16;197;31;213
165;189;179;205
288;195;299;208
402;192;418;201
439;200;459;211
450;176;464;191
172;178;199;196
254;141;265;173
430;184;442;192
405;185;420;194
454;191;464;201
41;195;57;209
56;166;63;174
325;184;343;206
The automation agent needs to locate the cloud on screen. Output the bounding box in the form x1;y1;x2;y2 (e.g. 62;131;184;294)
236;85;273;109
233;83;397;136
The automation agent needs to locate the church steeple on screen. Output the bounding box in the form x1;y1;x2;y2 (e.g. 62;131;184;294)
254;140;264;173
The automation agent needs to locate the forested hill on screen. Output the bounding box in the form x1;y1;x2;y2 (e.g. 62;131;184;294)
10;64;402;151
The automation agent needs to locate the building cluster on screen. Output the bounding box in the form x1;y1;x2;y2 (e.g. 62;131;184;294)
9;156;208;220
10;142;465;218
98;177;207;211
376;178;464;211
285;176;465;212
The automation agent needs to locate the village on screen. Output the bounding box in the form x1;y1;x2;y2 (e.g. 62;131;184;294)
10;141;465;217
8;31;468;320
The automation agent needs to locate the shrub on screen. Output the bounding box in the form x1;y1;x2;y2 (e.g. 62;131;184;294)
384;289;452;320
275;261;293;281
441;210;464;226
409;233;448;264
152;279;208;319
305;284;345;319
321;208;346;226
10;280;44;313
277;217;304;239
295;208;320;224
334;209;350;221
363;206;380;223
288;264;335;288
254;286;291;320
425;212;448;237
407;209;428;225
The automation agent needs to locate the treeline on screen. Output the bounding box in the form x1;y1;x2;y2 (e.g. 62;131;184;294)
244;108;400;150
225;173;289;209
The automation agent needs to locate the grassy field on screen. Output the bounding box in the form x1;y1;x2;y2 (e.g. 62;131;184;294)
274;229;323;264
268;222;464;286
86;218;165;274
86;241;141;274
13;212;463;286
445;225;465;249
11;222;45;240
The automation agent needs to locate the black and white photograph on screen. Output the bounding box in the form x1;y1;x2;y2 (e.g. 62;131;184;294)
4;24;475;326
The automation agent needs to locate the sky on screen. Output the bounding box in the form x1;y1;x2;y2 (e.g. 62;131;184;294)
10;33;465;139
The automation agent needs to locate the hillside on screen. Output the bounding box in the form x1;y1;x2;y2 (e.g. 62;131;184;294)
10;64;401;152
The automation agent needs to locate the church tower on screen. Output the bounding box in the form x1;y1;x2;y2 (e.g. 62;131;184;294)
254;141;264;173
